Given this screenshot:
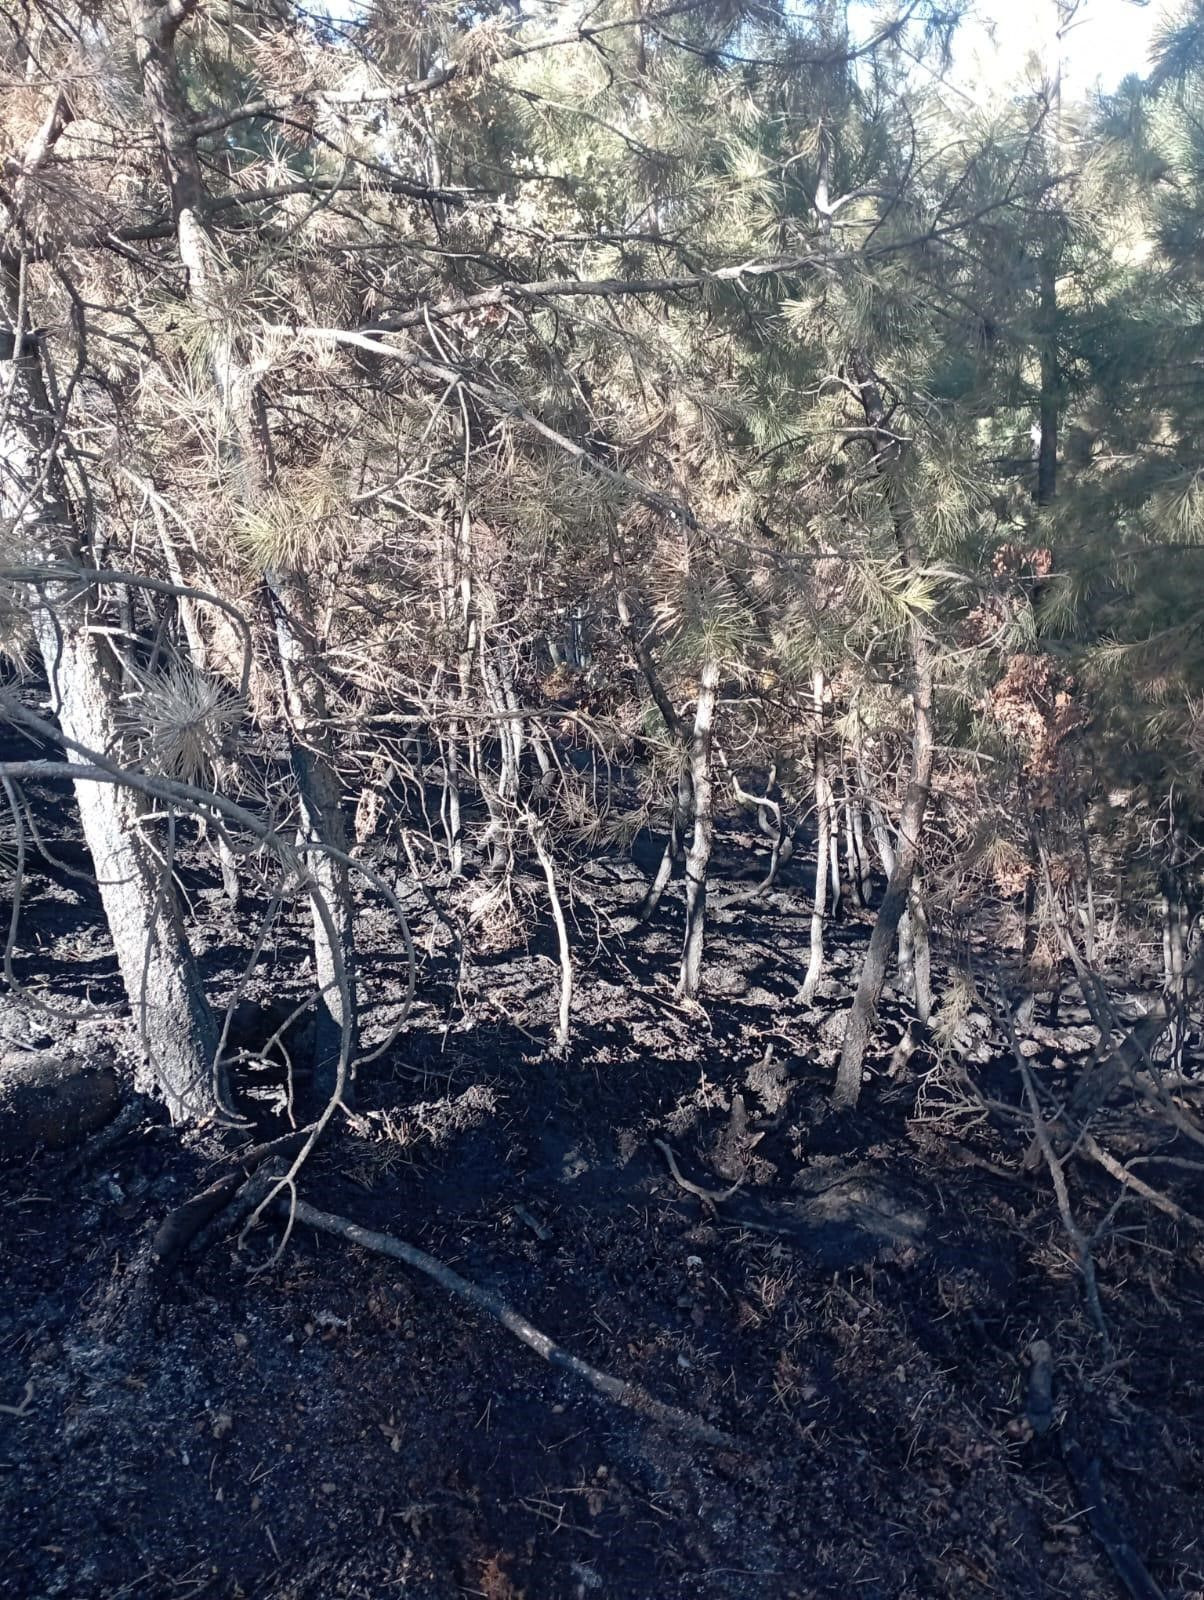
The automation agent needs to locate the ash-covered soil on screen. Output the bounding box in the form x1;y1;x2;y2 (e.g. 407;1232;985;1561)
2;812;1204;1600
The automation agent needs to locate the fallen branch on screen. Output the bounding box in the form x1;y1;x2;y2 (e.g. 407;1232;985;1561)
0;1380;33;1418
284;1198;739;1450
989;995;1110;1344
1061;1437;1167;1600
653;1138;744;1208
1024;1338;1054;1436
1017;1051;1108;1343
1080;1134;1204;1235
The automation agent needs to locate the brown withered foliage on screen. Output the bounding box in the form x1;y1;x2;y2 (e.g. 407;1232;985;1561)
988;653;1084;800
991;543;1053;579
960;547;1054;649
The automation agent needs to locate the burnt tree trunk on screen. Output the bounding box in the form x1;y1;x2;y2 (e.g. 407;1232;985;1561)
909;883;933;1026
610;529;695;925
1036;254;1059;508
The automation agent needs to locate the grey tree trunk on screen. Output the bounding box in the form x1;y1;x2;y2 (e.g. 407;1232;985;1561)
40;623;222;1117
826;783;844;921
1160;821;1189;1073
149;491;243;907
129;0;357;1103
1022;815;1040;971
266;571;357;1102
1035;20;1063;510
865;789;917;993
909;883;933;1026
610;529;695;925
678;658;720;1001
442;727;465;876
835;352;936;1108
1;266;221;1122
801;669;830;1005
1036;253;1059;507
843;771;867;910
852;801;873;906
638;807;682;922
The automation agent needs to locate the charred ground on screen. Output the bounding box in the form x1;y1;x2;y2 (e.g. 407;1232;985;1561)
1;810;1203;1600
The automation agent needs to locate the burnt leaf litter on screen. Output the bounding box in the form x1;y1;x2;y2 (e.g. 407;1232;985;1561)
2;822;1203;1600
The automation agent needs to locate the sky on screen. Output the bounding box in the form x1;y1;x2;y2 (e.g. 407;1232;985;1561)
322;0;1169;98
948;0;1165;94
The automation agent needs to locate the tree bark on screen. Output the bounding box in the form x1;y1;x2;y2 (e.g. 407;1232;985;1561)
909;882;933;1026
850;789;872;906
148;484;243;906
442;729;466;876
609;529;695;923
35;616;224;1116
826;781;844;921
678;657;720;1000
1036;252;1059;507
1;260;222;1122
638;801;683;921
128;0;357;1103
530;820;573;1051
268;574;357;1101
1035;18;1063;509
801;669;830;1004
834;352;936;1108
843;773;866;910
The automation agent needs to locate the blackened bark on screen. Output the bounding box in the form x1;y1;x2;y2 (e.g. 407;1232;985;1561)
801;669;830;1004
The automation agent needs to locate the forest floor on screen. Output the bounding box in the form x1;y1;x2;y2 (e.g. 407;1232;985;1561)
2;802;1204;1600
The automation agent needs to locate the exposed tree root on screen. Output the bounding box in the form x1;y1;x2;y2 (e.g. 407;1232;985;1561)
56;1097;150;1179
653;1138;744;1209
152;1125;317;1271
86;1127;320;1346
0;1052;121;1158
283;1197;741;1450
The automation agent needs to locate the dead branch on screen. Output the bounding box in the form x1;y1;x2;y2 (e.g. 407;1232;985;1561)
1024;1338;1054;1436
653;1138;744;1207
0;1381;34;1418
992;997;1110;1343
527;814;573;1052
1061;1437;1167;1600
283;1198;740;1450
1080;1134;1204;1235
